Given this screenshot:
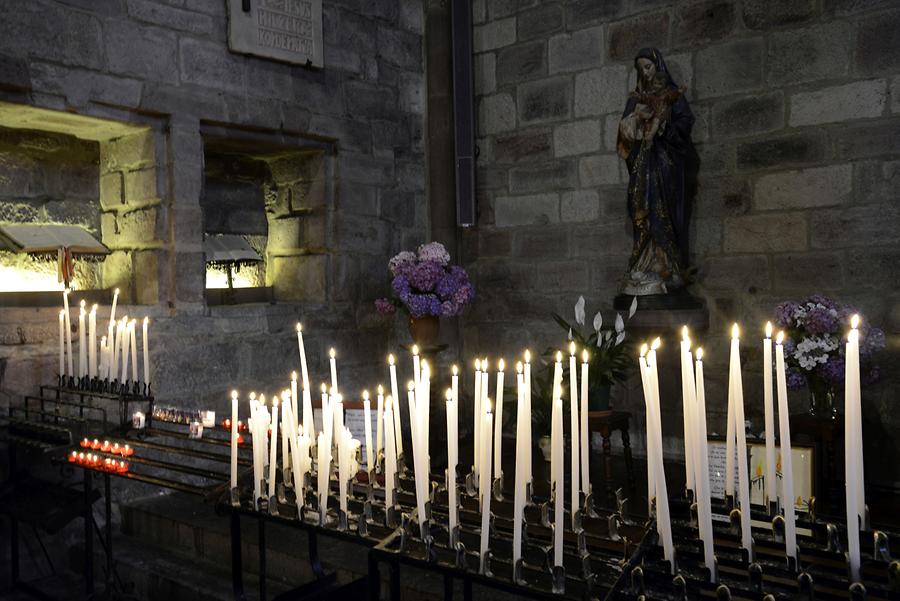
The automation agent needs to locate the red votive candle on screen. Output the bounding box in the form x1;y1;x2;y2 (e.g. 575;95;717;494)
223;418;231;430
100;440;111;452
117;460;129;473
91;439;101;450
69;451;78;463
80;438;91;448
122;444;133;457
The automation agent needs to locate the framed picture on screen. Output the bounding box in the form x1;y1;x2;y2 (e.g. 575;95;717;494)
706;437;814;512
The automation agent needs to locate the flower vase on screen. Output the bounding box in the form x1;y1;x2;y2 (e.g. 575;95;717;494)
807;379;837;417
408;315;440;346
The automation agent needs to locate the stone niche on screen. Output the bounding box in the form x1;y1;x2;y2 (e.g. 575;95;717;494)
0;102;161;304
200;129;331;304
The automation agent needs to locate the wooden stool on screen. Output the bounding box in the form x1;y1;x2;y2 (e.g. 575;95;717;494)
588;410;635;497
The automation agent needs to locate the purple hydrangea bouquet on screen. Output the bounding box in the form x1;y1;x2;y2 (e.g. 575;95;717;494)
375;242;474;335
774;295;885;415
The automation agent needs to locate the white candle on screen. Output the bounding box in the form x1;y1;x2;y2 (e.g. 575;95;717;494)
580;349;590;494
568;342;580;526
775;332;798;563
512;364;526;564
230;390;239;489
291;372;299;433
296;323;310;392
638;346;656;515
550;352;563;491
98;335;107;379
480;399;493;574
268;397;279;499
680;327;695;493
384;397;397;508
58;310;65;376
846;315;865;523
646;339;675;570
119;317;129;383
473;359;482;477
388;354;403;458
302;383;314;442
110;288;119;324
763;322;776;506
493;359;505;477
249;394;262;502
523;350;533;486
63;290;73;378
552;391;564;568
88;305;97;378
420;360;431;478
321;383;329;439
412;344;421;388
292;431;309;510
317;431;329;522
338;426;349;516
78;301;86;378
376;385;384;463
844;319;862;580
281;391;292;487
730;325;753;555
363;391;373;474
329;348;338;395
129;319;138;383
106;320;114;380
446;388;458;534
407;381;427;535
142;316;150;385
694;350;716;571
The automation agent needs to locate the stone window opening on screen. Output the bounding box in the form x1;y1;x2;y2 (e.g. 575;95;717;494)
200;125;333;306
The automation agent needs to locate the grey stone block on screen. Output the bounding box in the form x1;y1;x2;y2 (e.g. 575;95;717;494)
488;0;540;20
529;260;589;291
494;130;553;163
0;201;39;222
512;226;568;257
561;189;599;222
340;152;394;186
831;121;900;160
574;65;629;117
608;12;670;62
695;38;764;99
566;0;625;25
723;212;808;253
570;221;631;257
754;164;852;211
772;252;844;292
106;22;178;84
126;0;215;36
344;80;398;121
673;1;735;49
856;11;900;76
553;119;601;157
0;3;103;71
892;76;900;114
496;42;546;87
379;188;414;227
494;193;560;227
477;229;513;256
378;25;422;70
399;0;424;33
711;92;783;139
124;169;158;202
474;17;517;52
548;26;604;75
789;79;887;127
690;217;723;255
846;248;900;289
700;255;770;291
117;207;159;246
810;204;900;249
0;53;30;91
308;115;370;153
741;0;816;29
474;53;497;95
578;154;622;187
767;21;852;86
736;132;826;170
517;77;571;125
478;92;517;135
517;4;564;41
179;37;243;91
509;159;577;193
477;166;509;189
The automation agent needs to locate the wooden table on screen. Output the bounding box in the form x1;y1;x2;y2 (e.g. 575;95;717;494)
588;410;635;497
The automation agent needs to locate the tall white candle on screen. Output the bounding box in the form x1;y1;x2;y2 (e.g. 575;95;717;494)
363;391;374;474
118;317;129;383
446;389;458;534
249;394;262;502
550;352;563;493
88;305;97;378
142;317;150;385
844;319;862;580
638;346;656;515
680;327;695;493
296;323;310;392
412;344;421;388
473;359;483;478
512;365;526;564
293;432;309;510
774;332;798;563
231;390;239;488
303;384;314;442
763;322;776;506
291;372;299;433
846;316;865;523
281;391;292;487
493;359;505;477
552;392;564;568
338;426;349;516
110;288;119;325
129;319;138;383
384;397;397;508
317;431;329;522
388;354;403;458
568;342;580;526
376;385;384;461
420;361;431;478
647;339;675;570
329;348;338;395
78;301;86;378
407;381;427;534
106;320;115;380
523;350;533;486
730;325;753;555
580;349;590;494
58;310;65;376
694;350;716;571
98;335;107;379
480;399;493;574
268;397;279;498
63;290;73;378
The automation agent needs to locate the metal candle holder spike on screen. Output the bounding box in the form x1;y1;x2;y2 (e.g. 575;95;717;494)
551;564;566;595
268;494;280;516
717;584;732;601
513;557;526;586
874;530;892;562
256;485;268;513
282;467;293;490
797;571;814;600
276;481;288;505
748;561;763;593
455;539;468;570
480;548;493;576
230;485;241;507
385;502;400;529
525;480;534;506
337;507;348;531
465;469;478;496
367;468;377;502
492;472;504;501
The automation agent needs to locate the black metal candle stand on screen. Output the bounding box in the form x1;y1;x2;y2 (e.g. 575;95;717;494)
56;374;153;400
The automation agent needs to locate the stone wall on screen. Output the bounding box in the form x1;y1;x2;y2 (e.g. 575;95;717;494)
463;0;900;484
0;0;427;409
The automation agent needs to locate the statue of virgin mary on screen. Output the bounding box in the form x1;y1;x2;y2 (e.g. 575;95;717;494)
617;48;695;298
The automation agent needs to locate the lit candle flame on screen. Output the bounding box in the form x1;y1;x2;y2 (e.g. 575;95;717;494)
281;390;290;403
651;337;661;350
388;353;395;365
329;348;336;359
765;321;773;338
363;389;369;401
407;381;415;391
851;314;860;329
482;358;488;370
296;322;302;332
259;394;266;405
291;370;297;381
385;395;393;411
80;299;86;309
498;358;505;371
412;344;419;355
582;349;589;363
272;396;279;408
91;304;97;314
452;364;458;376
524;349;531;363
320;383;327;393
569;341;576;355
555;350;562;363
231;390;238;400
516;361;523;374
776;331;785;345
696;348;704;361
446;388;453;401
377;384;383;395
421;359;429;373
682;325;689;341
731;323;740;339
249;392;257;400
475;358;481;371
640;343;648;357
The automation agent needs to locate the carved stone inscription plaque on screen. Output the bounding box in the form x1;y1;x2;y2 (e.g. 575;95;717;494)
228;0;323;68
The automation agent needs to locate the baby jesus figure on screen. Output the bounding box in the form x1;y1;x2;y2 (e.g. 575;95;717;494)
631;72;685;141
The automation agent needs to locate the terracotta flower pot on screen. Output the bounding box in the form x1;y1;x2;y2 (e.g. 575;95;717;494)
408;315;440;346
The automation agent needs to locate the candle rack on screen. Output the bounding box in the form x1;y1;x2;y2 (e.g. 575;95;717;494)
45;375;154;432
